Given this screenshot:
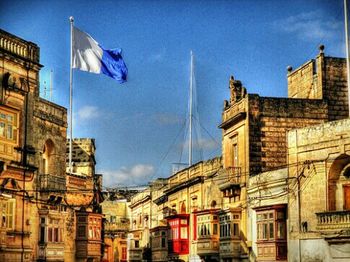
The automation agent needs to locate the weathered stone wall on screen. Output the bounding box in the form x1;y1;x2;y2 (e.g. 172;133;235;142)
287;59;320;99
33;98;67;177
67;138;96;176
287;47;349;121
248;95;328;174
322;57;349;121
287;118;350;261
0;29;73;262
0;29;43;262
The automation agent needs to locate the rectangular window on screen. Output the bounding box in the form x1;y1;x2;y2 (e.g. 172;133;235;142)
181;226;188;239
0;108;17;143
277;221;286;239
39;217;46;243
233;223;239;237
172;228;178;239
233;143;238;167
5;199;15;230
161;237;166;248
263;223;268;239
0;122;5;137
269;222;274;239
47;218;62;243
122;247;127;260
193;214;197;240
256;209;286;241
48;228;53;242
54;228;59;242
213;223;218;235
88;216;101;240
135;240;139;248
78;225;86;237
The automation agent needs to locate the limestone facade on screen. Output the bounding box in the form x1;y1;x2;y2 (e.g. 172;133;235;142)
287;118;350;261
128;157;222;262
0;28;68;262
102;198;130;262
0;29;103;262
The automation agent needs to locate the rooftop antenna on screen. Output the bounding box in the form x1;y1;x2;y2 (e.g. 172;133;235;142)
50;69;53;101
43;80;47;99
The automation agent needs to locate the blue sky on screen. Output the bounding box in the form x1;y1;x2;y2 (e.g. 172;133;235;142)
0;0;345;187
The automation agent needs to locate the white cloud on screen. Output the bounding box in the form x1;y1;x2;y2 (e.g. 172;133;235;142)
77;105;100;121
153;113;183;125
180;138;220;151
101;164;155;187
273;10;341;41
196;138;220;150
148;48;166;62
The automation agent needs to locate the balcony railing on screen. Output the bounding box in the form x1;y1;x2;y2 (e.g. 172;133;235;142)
316;210;350;230
38;174;66;192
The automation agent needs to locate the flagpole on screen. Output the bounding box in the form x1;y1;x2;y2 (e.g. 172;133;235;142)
69;16;74;174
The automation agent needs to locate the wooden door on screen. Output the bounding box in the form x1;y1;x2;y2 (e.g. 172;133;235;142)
343;185;350;210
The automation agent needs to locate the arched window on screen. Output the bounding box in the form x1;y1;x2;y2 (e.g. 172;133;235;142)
180;202;186;214
328;154;350;211
42;140;55;174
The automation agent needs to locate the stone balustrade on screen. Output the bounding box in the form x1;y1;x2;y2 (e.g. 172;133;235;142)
0;29;39;63
316;210;350;230
222;99;246;123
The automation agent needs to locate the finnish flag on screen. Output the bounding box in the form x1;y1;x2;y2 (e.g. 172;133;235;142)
72;26;128;83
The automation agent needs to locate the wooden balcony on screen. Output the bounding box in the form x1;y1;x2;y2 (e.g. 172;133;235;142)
197;236;219;256
129;248;142;261
316;210;350;231
219;239;241;258
38;242;65;261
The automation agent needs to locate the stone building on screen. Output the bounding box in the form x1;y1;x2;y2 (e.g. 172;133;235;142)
0;28;68;262
287;118;350;261
66;138;104;262
102;198;130;262
0;29;104;262
128;187;152;262
247;168;288;261
129;157;222;262
220;45;348;262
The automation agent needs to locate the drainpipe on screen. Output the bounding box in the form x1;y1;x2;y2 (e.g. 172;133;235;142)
21;59;30;262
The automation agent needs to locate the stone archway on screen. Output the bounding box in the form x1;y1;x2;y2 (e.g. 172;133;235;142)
328;154;350;210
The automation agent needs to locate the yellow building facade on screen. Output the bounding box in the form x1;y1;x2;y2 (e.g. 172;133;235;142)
0;29;103;262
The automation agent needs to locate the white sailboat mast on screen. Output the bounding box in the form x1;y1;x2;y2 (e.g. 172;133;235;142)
189;51;194;167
